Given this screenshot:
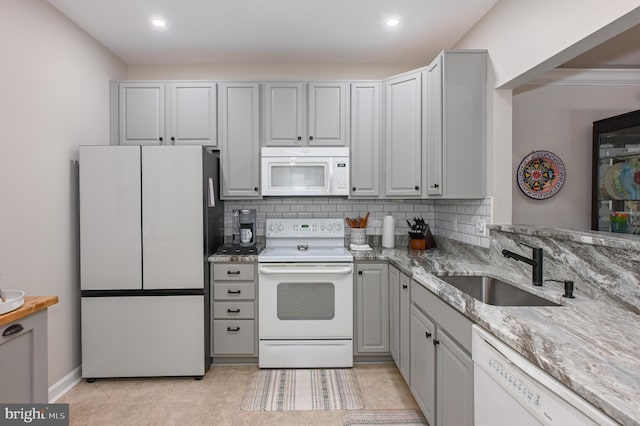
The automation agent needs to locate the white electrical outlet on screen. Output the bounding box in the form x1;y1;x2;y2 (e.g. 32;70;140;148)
475;220;487;236
452;217;458;232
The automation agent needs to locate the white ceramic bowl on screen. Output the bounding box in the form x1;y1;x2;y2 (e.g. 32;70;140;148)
0;290;25;316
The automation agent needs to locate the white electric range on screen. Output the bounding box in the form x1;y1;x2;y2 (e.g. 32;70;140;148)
258;218;354;368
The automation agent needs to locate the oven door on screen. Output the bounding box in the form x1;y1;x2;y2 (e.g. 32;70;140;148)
258;263;353;339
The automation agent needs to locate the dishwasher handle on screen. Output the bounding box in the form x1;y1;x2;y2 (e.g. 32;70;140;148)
258;264;353;275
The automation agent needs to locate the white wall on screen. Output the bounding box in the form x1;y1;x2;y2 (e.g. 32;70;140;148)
454;0;640;225
0;0;127;388
128;63;413;81
512;71;640;229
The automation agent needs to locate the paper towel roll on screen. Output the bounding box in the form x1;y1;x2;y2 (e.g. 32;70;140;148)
382;215;395;248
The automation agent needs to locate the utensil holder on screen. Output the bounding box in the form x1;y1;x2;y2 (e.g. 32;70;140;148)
410;239;426;250
351;228;366;245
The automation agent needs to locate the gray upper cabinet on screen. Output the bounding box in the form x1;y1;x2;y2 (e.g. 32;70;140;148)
308;82;349;146
117;82;165;146
350;82;381;197
384;72;422;198
354;262;389;355
263;82;304;146
263;82;349;147
219;82;261;199
168;82;217;146
113;81;217;147
423;50;487;198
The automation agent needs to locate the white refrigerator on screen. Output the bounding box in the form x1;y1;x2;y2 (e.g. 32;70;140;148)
79;145;223;379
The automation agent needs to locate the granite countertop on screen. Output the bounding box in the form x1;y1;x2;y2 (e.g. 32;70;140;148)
353;246;640;426
0;296;59;327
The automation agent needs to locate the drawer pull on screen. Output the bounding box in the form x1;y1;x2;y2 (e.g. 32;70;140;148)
227;270;241;275
227;308;241;313
2;324;24;337
227;327;241;332
227;290;241;294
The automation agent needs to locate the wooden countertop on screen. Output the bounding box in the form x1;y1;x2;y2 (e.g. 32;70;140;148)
0;296;58;327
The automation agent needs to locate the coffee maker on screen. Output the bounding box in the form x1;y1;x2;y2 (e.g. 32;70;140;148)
238;209;256;247
217;208;258;255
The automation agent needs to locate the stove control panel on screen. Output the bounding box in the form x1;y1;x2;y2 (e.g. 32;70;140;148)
266;218;345;238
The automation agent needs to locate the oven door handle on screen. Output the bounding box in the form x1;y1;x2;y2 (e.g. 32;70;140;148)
258;264;353;275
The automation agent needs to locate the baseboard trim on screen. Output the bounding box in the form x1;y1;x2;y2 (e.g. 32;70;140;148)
49;366;82;403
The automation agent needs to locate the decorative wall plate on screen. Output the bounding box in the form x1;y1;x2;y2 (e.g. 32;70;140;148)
517;150;565;199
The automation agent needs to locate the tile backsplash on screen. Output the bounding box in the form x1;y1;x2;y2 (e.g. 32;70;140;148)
224;197;492;248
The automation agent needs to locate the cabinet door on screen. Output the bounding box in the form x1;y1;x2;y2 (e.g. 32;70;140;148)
437;331;474;426
168;82;217;146
307;82;349;146
424;60;443;196
440;51;487;198
385;73;422;197
350;83;380;197
80;146;142;291
0;311;48;403
399;272;411;382
355;262;389;354
219;83;261;198
389;266;400;364
118;82;165;145
263;82;304;146
410;304;436;426
142;146;204;290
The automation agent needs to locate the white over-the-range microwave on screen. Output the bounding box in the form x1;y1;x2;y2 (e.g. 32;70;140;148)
260;147;350;196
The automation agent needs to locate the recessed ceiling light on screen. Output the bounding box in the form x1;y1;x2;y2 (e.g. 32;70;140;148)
386;19;400;28
151;18;166;28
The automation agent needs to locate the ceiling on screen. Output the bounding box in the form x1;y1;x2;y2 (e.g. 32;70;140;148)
47;0;499;65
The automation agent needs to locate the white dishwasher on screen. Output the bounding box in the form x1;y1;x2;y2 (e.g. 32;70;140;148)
472;325;618;425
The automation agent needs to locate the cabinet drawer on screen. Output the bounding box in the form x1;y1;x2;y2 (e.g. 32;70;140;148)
213;283;255;300
213;264;255;281
213;301;255;319
213;320;255;355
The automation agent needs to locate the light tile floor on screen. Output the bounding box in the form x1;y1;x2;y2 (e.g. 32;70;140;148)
58;364;420;425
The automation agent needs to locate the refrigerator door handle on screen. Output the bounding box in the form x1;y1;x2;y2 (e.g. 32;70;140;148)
208;177;216;207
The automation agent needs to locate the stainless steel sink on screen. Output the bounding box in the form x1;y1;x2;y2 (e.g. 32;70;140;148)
437;275;559;307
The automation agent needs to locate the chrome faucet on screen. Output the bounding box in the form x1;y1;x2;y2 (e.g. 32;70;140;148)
501;244;543;286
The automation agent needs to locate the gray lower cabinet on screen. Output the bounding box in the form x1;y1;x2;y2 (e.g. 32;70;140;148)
211;262;257;358
410;279;474;426
389;265;400;363
354;262;389;355
0;310;48;403
398;271;411;382
389;265;411;382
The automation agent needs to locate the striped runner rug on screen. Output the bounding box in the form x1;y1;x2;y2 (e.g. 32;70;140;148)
241;369;365;411
342;409;428;425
